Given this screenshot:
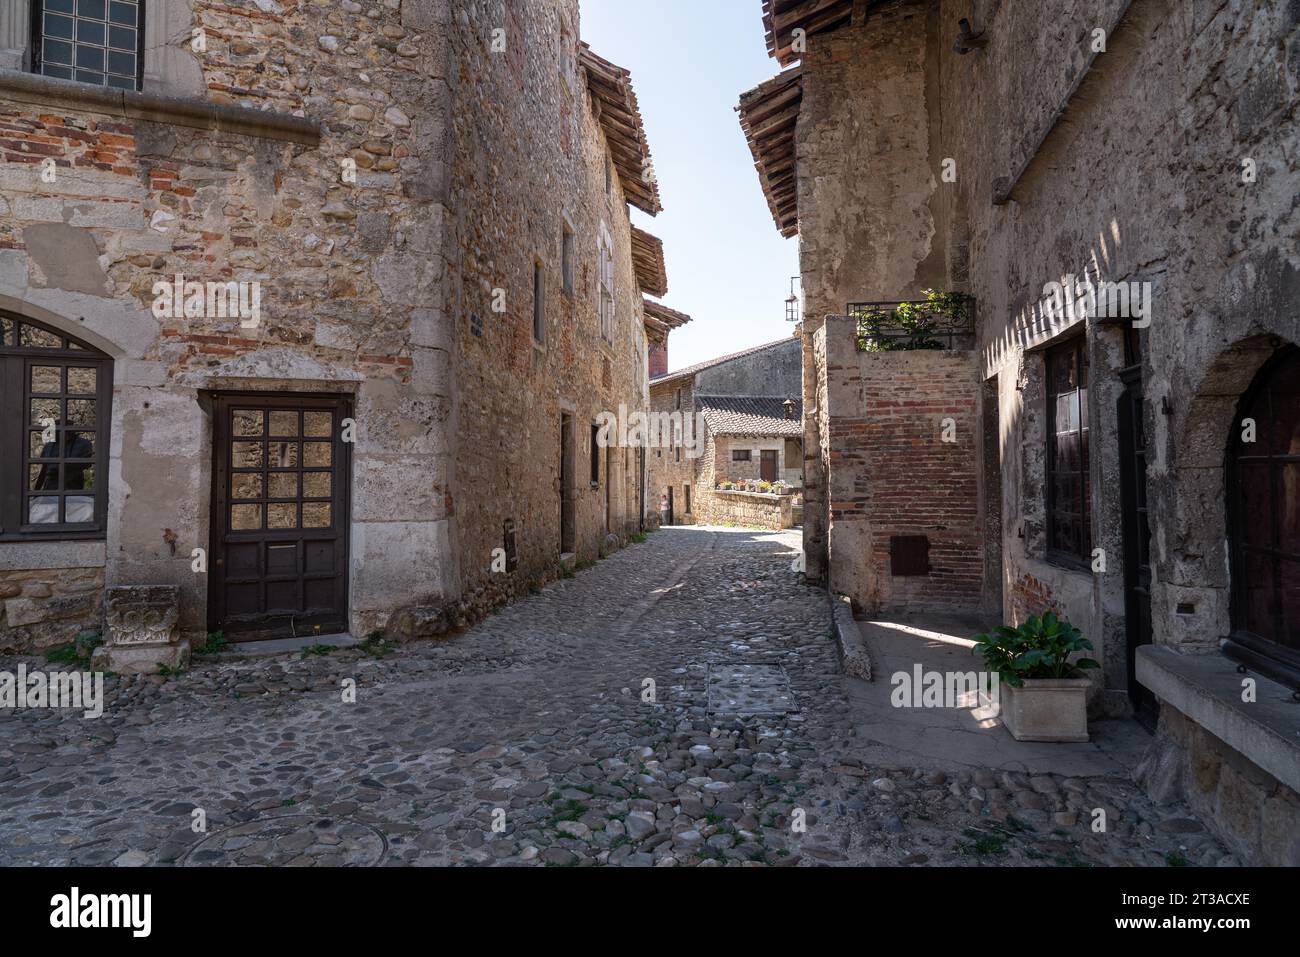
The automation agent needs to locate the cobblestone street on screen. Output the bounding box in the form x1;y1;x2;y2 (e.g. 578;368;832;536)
0;528;1227;867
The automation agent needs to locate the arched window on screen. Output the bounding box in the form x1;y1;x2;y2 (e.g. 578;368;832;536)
0;312;112;541
1226;345;1300;690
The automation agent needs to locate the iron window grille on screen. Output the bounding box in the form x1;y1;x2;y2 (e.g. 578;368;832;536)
31;0;145;92
0;312;113;541
848;297;977;352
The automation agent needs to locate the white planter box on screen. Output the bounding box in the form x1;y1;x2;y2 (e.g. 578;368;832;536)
1001;678;1090;743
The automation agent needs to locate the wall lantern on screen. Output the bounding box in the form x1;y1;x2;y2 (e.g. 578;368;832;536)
785;276;802;323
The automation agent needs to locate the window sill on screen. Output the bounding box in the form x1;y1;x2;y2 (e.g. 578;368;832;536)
0;69;319;145
0;539;105;571
1136;644;1300;794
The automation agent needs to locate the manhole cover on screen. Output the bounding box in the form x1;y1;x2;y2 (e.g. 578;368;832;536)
707;664;797;716
181;814;388;867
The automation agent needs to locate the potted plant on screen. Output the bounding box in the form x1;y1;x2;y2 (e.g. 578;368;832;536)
971;611;1099;742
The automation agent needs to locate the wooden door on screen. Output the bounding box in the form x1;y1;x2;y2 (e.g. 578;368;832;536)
761;449;778;482
209;394;351;641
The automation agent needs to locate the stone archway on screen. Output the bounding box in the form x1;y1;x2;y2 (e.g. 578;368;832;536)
1157;334;1295;649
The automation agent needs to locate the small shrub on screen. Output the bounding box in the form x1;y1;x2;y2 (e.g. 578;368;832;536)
971;611;1100;688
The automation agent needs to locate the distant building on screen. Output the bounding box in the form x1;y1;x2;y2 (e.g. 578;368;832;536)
649;336;803;528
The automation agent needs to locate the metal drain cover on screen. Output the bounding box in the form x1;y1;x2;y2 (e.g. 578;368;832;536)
182;814;388;867
707;664;797;716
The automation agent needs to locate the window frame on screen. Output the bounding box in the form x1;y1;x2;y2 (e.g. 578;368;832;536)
1044;336;1092;568
532;259;545;344
732;449;752;462
597;222;615;342
0;311;113;543
1224;345;1300;691
561;225;575;298
30;0;147;93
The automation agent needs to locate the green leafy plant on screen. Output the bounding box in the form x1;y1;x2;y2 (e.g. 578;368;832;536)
300;643;334;659
196;630;229;655
44;630;102;666
855;290;973;352
971;611;1100;687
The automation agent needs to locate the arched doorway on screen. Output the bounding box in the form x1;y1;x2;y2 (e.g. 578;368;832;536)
1225;345;1300;690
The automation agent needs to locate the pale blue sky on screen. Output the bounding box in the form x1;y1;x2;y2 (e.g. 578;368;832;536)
580;0;800;371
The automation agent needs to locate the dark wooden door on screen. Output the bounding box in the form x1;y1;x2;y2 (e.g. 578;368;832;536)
761;449;778;482
209;394;351;641
1118;368;1156;722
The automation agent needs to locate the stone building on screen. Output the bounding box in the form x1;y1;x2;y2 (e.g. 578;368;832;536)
740;0;1300;864
0;0;665;655
648;335;802;526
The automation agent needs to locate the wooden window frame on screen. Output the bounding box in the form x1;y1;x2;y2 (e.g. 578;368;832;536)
732;449;751;462
0;311;112;543
1045;336;1092;568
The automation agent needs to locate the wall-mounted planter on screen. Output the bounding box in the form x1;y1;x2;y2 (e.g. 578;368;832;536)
1001;678;1090;742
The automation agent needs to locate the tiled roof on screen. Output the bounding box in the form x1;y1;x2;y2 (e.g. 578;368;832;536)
650;336;797;386
737;66;802;238
631;227;668;297
580;45;662;215
697;395;803;437
643;298;692;330
762;0;855;66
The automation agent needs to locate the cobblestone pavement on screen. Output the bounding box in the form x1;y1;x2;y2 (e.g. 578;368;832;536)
0;527;1230;867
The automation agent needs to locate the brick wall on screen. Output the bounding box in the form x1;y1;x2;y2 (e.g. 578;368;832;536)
822;320;983;613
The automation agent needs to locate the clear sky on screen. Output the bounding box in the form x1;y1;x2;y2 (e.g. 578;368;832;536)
580;0;800;372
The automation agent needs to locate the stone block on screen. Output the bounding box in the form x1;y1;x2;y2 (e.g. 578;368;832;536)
104;585;181;647
92;640;190;677
387;605;451;644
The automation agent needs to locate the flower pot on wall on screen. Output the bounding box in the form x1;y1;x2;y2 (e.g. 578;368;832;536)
1000;678;1091;743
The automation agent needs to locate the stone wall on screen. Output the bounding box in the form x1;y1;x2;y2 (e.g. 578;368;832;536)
0;565;103;652
648;377;698;524
1139;703;1300;867
695;489;793;531
446;0;650;618
0;0;458;647
0;0;653;650
787;0;1299;860
694;335;801;395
